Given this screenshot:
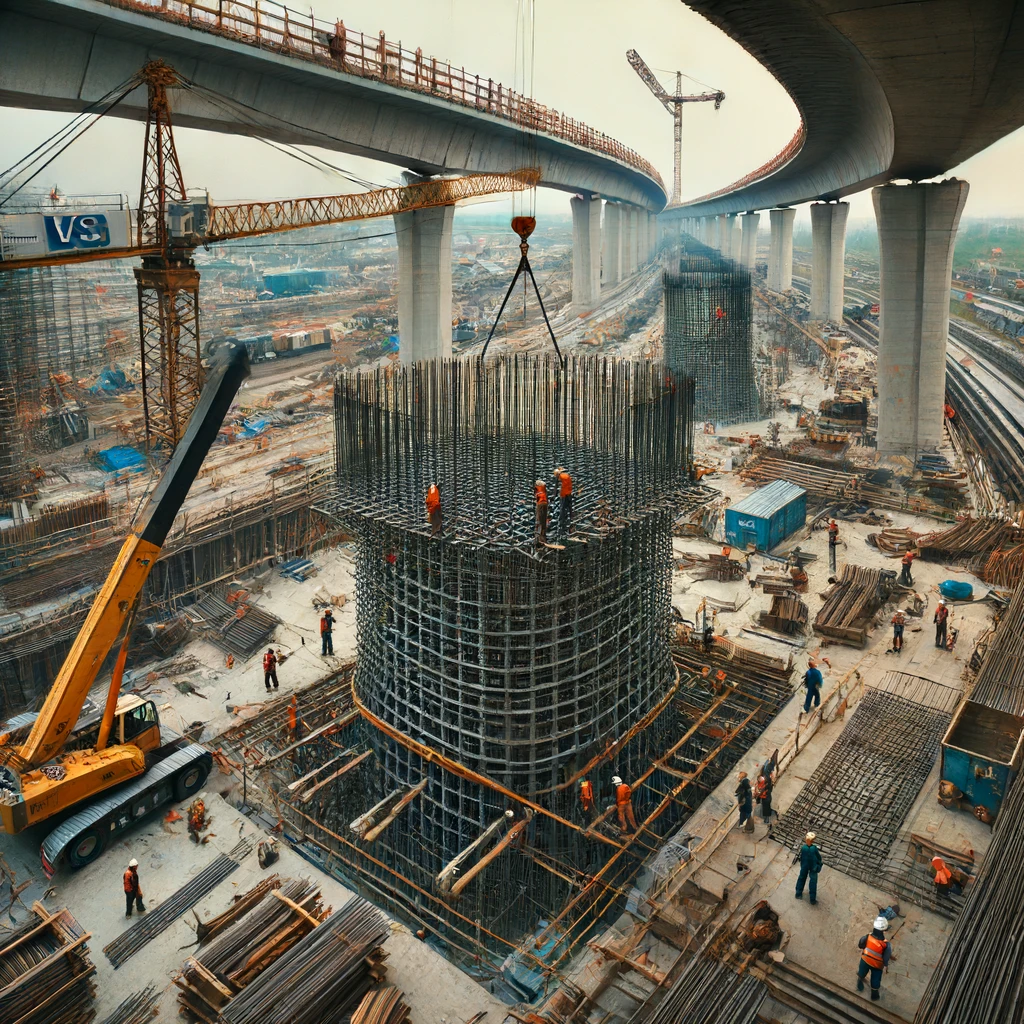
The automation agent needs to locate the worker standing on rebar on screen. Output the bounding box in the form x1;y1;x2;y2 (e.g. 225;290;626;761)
930;855;969;897
755;766;775;823
856;916;892;1002
123;858;145;917
554;467;573;537
735;771;753;833
535;479;549;545
795;832;823;905
900;550;915;587
320;608;334;657
891;609;906;655
263;647;279;691
579;778;596;822
934;599;949;649
612;775;638;834
802;659;823;713
828;519;839;572
425;482;442;537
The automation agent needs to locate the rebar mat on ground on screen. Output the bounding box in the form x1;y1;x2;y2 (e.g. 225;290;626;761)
645;954;766;1024
97;985;159;1024
772;690;951;886
192;592;281;659
103;837;256;969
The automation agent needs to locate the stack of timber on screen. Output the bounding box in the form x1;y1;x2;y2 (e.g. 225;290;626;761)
673;635;794;706
915;514;1024;588
759;595;808;636
867;527;918;555
813;564;894;647
217;896;390;1024
351;986;412;1024
175;876;328;1022
0;903;96;1024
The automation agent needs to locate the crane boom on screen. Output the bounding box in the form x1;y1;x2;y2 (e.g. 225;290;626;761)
626;49;724;205
15;342;250;769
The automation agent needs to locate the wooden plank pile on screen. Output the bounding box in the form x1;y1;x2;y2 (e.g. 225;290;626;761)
0;903;96;1024
351;986;412;1024
672;634;794;708
759;595;808;635
813;564;895;647
175;876;329;1022
867;528;918;555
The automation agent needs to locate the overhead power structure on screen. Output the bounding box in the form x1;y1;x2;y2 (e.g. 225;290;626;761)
626;50;724;206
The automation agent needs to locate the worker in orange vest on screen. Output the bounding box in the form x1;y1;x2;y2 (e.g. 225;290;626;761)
425;482;442;537
263;647;279;691
123;858;145;917
930;855;968;897
612;775;638;834
554;467;573;537
320;608;334;656
899;550;915;587
535;479;549;545
890;609;906;655
856;916;892;1002
579;778;596;821
934;599;949;649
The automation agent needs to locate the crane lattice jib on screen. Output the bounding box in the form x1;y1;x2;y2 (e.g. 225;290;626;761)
203;168;541;242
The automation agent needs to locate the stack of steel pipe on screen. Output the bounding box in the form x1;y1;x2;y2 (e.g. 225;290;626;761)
968;582;1024;715
637;955;765;1024
218;896;389;1024
0;905;96;1024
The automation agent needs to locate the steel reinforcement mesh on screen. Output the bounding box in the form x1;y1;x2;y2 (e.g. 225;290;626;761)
663;240;758;426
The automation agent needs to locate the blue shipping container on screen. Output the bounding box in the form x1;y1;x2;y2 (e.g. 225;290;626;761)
724;479;807;551
941;700;1024;819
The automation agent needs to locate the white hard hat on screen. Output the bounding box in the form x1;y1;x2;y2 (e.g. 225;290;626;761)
805;832;816;843
612;776;622;785
504;809;514;818
873;916;889;931
536;479;545;486
939;598;946;604
129;858;138;868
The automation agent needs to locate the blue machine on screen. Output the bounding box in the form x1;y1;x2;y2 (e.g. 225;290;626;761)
941;700;1024;819
724;479;807;551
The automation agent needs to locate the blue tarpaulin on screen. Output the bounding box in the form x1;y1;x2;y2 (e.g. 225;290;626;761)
93;446;147;473
939;580;974;601
89;367;131;393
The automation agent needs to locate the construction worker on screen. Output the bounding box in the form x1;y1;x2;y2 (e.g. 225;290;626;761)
535;479;549;545
856;916;892;1002
612;775;638;834
425;482;442;537
828;519;839;572
320;608;334;656
554;467;573;536
754;767;773;822
934;599;949;649
263;647;279;691
795;832;823;905
899;550;915;587
802;659;823;713
123;858;145;917
579;778;596;822
930;855;968;897
891;609;907;654
735;771;753;833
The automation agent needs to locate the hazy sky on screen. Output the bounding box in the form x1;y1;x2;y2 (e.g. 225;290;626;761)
1;0;1022;227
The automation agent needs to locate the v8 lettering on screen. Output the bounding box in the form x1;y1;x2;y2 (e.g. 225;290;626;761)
44;214;111;251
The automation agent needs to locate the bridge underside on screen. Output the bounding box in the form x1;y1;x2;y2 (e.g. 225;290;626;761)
674;0;1024;216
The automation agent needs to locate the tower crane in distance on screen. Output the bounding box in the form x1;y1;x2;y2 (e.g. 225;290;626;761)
626;50;724;206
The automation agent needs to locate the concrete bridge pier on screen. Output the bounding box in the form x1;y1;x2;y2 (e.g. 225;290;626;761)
767;208;795;292
571;194;602;309
603;203;622;288
623;208;638;276
740;212;760;269
717;214;730;256
810;201;850;321
730;215;742;263
875;179;969;458
395;191;455;364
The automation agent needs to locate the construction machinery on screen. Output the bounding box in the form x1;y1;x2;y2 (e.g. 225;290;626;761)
626;50;724;205
0;60;540;451
0;340;250;875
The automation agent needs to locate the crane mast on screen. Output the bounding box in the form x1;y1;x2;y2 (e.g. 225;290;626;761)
626;50;724;205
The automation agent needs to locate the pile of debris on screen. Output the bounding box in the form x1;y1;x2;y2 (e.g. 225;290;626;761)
0;903;96;1024
813;564;896;647
867;527;918;556
175;879;388;1024
759;595;808;636
681;551;748;583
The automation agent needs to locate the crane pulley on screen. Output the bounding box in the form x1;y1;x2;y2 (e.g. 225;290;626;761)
626;50;724;205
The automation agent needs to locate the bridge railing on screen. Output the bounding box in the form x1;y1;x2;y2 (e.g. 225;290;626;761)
668;125;805;208
100;0;665;191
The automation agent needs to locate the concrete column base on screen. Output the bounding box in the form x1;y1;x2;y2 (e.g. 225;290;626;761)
875;179;969;457
395;194;455;364
810;202;850;321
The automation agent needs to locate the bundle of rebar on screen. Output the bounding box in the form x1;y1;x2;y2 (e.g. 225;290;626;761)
0;904;96;1024
813;564;894;647
350;986;411;1024
96;986;159;1024
635;954;765;1024
967;582;1024;716
104;837;256;968
218;896;389;1024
